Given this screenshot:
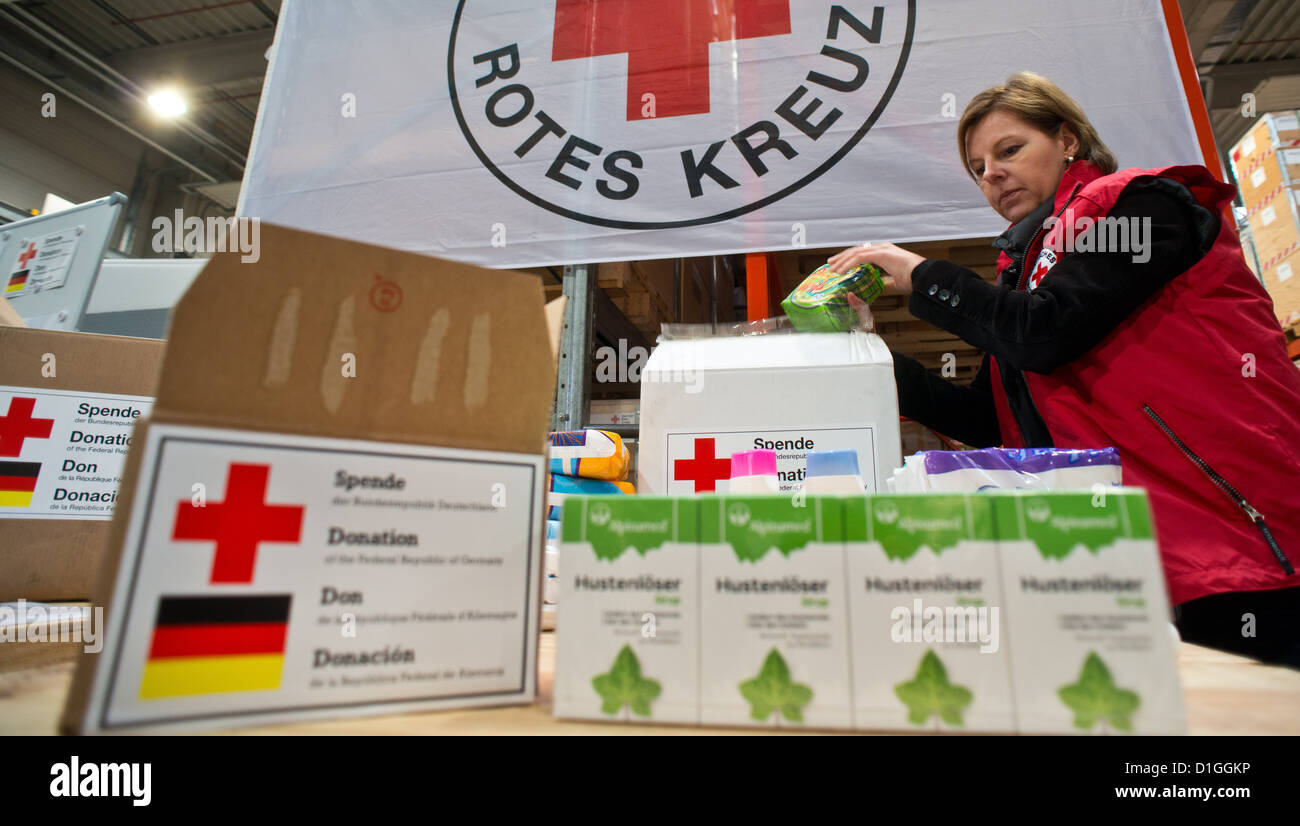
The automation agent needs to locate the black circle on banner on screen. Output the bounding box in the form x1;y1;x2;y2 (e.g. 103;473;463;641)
447;0;917;229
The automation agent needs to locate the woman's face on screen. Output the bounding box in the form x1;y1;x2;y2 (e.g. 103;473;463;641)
965;109;1079;224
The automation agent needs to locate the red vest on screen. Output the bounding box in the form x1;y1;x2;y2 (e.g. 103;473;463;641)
989;162;1300;605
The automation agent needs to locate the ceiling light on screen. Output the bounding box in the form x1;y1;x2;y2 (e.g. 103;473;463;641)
147;88;187;118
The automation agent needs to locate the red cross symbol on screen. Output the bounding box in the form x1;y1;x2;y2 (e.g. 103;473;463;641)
0;397;55;457
553;0;791;121
16;243;37;269
1029;255;1053;289
173;463;305;584
673;437;732;492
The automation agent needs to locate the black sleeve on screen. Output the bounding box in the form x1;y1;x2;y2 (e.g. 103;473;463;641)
906;178;1219;374
893;350;1002;448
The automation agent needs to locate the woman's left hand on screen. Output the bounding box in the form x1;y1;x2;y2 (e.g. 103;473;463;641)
825;242;926;295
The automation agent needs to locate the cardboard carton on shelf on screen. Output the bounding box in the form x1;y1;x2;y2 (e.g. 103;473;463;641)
1230;110;1300;205
0;298;164;602
1261;247;1300;324
1236;149;1298;212
1246;187;1300;263
61;224;565;733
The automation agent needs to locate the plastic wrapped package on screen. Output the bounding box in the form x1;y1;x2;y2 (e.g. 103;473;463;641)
659;308;874;340
549;475;636;496
887;447;1122;493
548;429;630;481
659;314;800;341
781;263;885;332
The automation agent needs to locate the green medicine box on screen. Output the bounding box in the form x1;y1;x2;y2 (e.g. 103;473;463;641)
992;489;1185;735
552;489;1186;734
697;495;851;729
553;496;700;724
843;493;1015;732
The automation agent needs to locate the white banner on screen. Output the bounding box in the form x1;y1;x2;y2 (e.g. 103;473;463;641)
240;0;1204;268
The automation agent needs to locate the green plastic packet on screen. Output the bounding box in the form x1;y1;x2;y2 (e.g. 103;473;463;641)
781;262;885;332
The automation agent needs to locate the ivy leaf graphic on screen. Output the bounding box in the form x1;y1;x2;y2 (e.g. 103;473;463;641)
592;645;661;718
1058;651;1140;732
894;649;973;728
738;648;814;724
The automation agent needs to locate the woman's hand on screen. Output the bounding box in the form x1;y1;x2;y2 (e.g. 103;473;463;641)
825;242;926;295
846;292;874;332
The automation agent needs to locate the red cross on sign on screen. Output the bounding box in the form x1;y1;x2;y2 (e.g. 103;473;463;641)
0;397;55;457
673;437;733;492
173;463;305;584
17;243;37;269
552;0;791;121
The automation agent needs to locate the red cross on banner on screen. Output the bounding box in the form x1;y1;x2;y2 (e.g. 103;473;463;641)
552;0;791;121
173;463;305;584
17;243;37;269
673;437;732;492
0;397;55;457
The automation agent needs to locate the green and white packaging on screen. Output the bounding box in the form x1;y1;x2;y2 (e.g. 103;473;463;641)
845;494;1014;732
553;496;700;724
993;489;1186;735
699;496;850;729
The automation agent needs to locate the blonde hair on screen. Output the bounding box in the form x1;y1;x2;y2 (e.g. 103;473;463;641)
958;72;1117;179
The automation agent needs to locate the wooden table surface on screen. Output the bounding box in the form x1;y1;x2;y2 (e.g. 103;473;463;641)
2;631;1298;735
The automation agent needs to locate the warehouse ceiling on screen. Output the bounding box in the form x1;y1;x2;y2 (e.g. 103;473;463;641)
0;0;1296;192
1183;0;1300;154
0;0;280;187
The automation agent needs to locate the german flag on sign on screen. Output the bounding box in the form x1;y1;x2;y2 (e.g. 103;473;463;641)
5;270;28;295
140;594;292;700
0;461;40;507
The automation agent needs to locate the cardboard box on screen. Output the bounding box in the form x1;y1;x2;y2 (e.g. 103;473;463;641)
0;318;164;602
698;495;850;729
553;490;1183;733
1231;111;1300;205
0;295;23;326
844;494;1015;732
1246;186;1300;264
553;496;700;724
1262;247;1300;324
1238;151;1291;213
62;224;564;733
993;490;1185;734
639;329;903;495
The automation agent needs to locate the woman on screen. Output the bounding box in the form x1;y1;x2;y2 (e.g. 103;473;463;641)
829;72;1300;666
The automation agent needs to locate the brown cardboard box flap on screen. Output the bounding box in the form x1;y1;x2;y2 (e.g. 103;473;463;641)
61;227;562;732
0;327;164;603
0;327;163;395
153;223;557;455
0;296;26;327
544;295;567;364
